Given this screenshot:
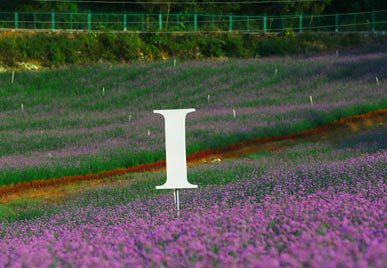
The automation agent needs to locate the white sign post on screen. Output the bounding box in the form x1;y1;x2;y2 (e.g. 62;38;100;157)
154;108;197;216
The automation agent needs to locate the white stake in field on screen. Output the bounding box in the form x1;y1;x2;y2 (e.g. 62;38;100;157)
233;109;236;119
310;95;314;106
11;71;15;84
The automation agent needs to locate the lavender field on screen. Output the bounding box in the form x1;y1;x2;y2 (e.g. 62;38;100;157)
0;50;386;185
0;124;386;267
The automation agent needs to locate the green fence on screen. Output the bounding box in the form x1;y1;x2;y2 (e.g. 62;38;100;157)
0;10;386;33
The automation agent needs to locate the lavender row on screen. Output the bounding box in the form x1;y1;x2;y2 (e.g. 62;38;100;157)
0;52;385;175
1;145;386;267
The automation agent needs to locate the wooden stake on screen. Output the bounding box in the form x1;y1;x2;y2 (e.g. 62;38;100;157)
233;109;236;119
21;103;24;112
310;95;314;105
11;71;14;84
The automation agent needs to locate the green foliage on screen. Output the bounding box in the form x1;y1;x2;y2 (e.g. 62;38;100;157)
117;34;147;61
1;0;384;17
198;34;226;57
0;32;384;67
223;34;250;58
257;35;301;56
0;35;18;66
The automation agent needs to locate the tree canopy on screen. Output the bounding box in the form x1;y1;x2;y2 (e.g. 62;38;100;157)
0;0;385;15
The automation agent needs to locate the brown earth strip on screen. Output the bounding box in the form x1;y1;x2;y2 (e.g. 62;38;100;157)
0;108;386;200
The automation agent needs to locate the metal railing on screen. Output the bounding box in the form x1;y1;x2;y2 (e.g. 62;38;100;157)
1;10;386;33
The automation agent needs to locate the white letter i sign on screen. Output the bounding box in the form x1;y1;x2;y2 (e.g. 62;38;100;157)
153;109;197;190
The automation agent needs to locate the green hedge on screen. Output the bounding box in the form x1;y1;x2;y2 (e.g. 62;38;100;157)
0;31;385;67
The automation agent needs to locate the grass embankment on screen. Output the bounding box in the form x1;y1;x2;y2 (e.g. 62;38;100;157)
0;51;386;186
0;31;385;67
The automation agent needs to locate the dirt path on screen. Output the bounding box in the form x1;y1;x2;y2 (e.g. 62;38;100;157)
0;109;386;203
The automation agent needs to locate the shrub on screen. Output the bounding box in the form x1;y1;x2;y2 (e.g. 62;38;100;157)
0;31;384;67
199;34;226;57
